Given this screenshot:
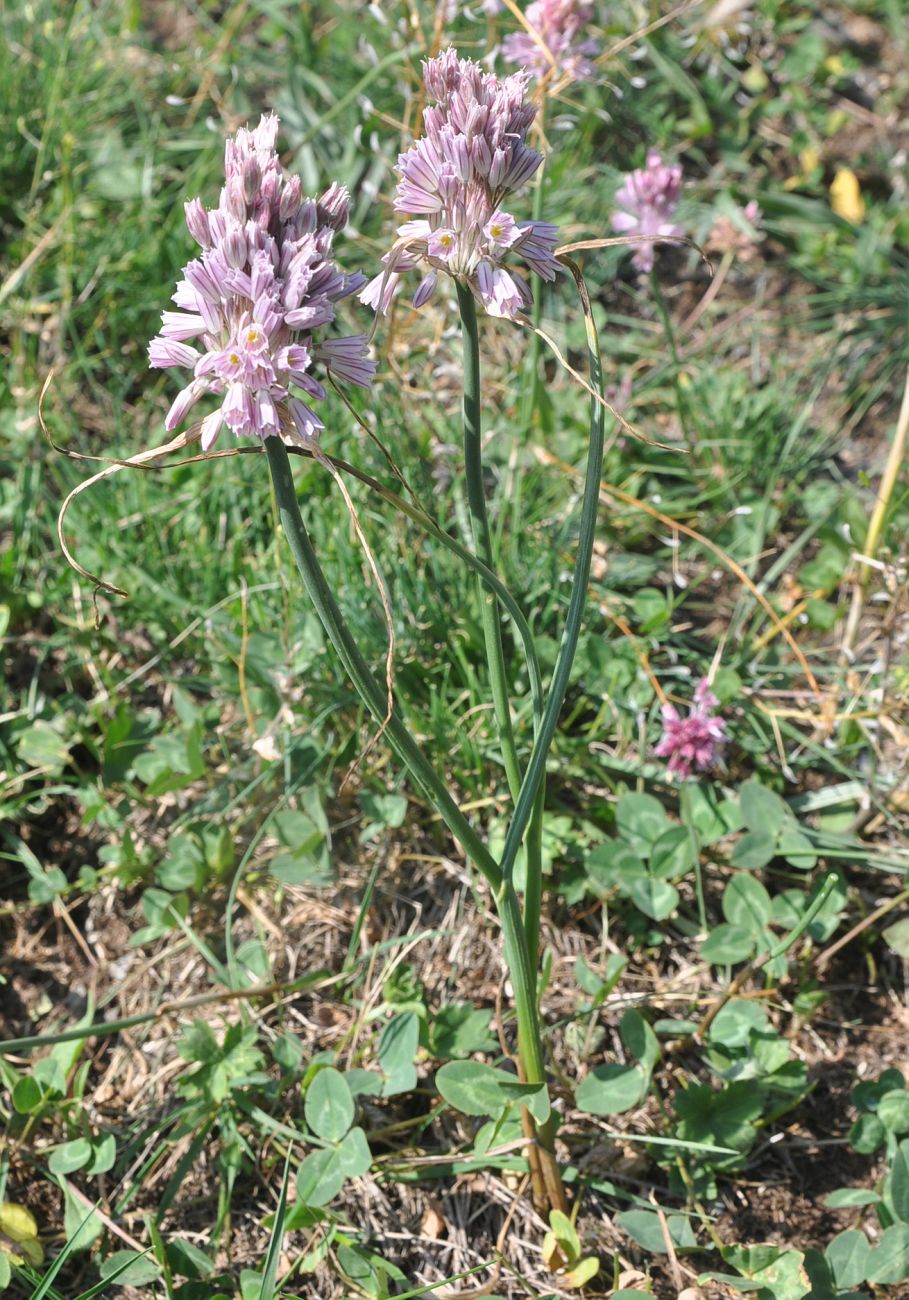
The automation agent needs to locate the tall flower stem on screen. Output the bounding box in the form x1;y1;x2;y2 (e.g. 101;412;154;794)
497;874;569;1214
456;282;523;804
517;95;549;981
496;261;606;885
264;436;501;892
456;283;547;983
455;282;566;1213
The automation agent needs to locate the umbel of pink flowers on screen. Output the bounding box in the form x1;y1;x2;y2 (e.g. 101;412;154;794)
612;150;684;273
654;678;726;780
360;48;561;320
501;0;601;84
148;114;374;449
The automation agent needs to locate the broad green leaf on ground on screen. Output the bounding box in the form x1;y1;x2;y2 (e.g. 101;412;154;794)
740;780;790;832
616;1210;697;1254
628;877;679;921
883;919;909;958
269;793;332;887
616;793;669;856
723;875;772;931
825;1230;870;1290
305;1067;355;1142
296;1128;371;1207
575;1064;647;1116
879;1091;909;1135
621;1009;660;1073
685;784;742;844
428;1004;496;1059
732;828;777;870
824;1188;881;1209
48;1139;92;1177
778;828;817;870
437;1061;548;1123
649;826;695;877
585;842;646;896
379;1013;419;1097
675;1081;764;1155
702;924;756;965
99;1250;161;1287
0;1203;43;1266
61;1183;103;1253
865;1224;909;1284
708;999;769;1050
849;1112;886;1154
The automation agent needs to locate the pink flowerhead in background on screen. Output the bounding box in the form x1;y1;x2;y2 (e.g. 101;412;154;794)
654;678;726;780
149;114;374;451
612;150;684;273
360;48;560;321
707;199;763;262
502;0;601;84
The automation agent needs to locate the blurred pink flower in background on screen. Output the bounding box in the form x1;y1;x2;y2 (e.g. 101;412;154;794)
654;678;726;779
612;150;684;273
706;199;763;262
501;0;601;83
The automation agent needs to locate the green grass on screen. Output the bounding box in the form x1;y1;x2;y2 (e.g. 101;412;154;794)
2;0;909;1295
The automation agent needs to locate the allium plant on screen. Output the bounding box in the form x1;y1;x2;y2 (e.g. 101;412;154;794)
148;113;374;450
612;149;684;273
145;60;609;1218
501;0;601;84
360;49;560;319
655;678;726;779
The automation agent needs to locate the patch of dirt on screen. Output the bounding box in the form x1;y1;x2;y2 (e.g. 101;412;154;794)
3;794;908;1297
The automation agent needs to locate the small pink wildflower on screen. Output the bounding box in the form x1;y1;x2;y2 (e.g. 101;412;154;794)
501;0;601;84
149;114;374;451
360;48;560;321
706;200;763;262
654;678;726;780
612;150;684;273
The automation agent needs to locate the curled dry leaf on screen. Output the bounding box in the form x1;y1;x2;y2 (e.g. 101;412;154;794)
420;1199;447;1240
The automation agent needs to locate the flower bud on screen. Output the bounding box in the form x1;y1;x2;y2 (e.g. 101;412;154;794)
222;227;247;269
184;198;211;247
242;158;261;204
317;182;351;232
279;175;302;221
224;177;247;223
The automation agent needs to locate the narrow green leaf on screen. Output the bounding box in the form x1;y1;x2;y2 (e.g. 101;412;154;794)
891;1140;909;1224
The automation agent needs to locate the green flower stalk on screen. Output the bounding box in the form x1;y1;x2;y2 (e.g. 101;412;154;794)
356;52;607;1213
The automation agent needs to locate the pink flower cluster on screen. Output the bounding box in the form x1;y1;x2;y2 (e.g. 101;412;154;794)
502;0;600;84
654;679;726;780
149;114;373;450
361;49;560;320
612;150;684;273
